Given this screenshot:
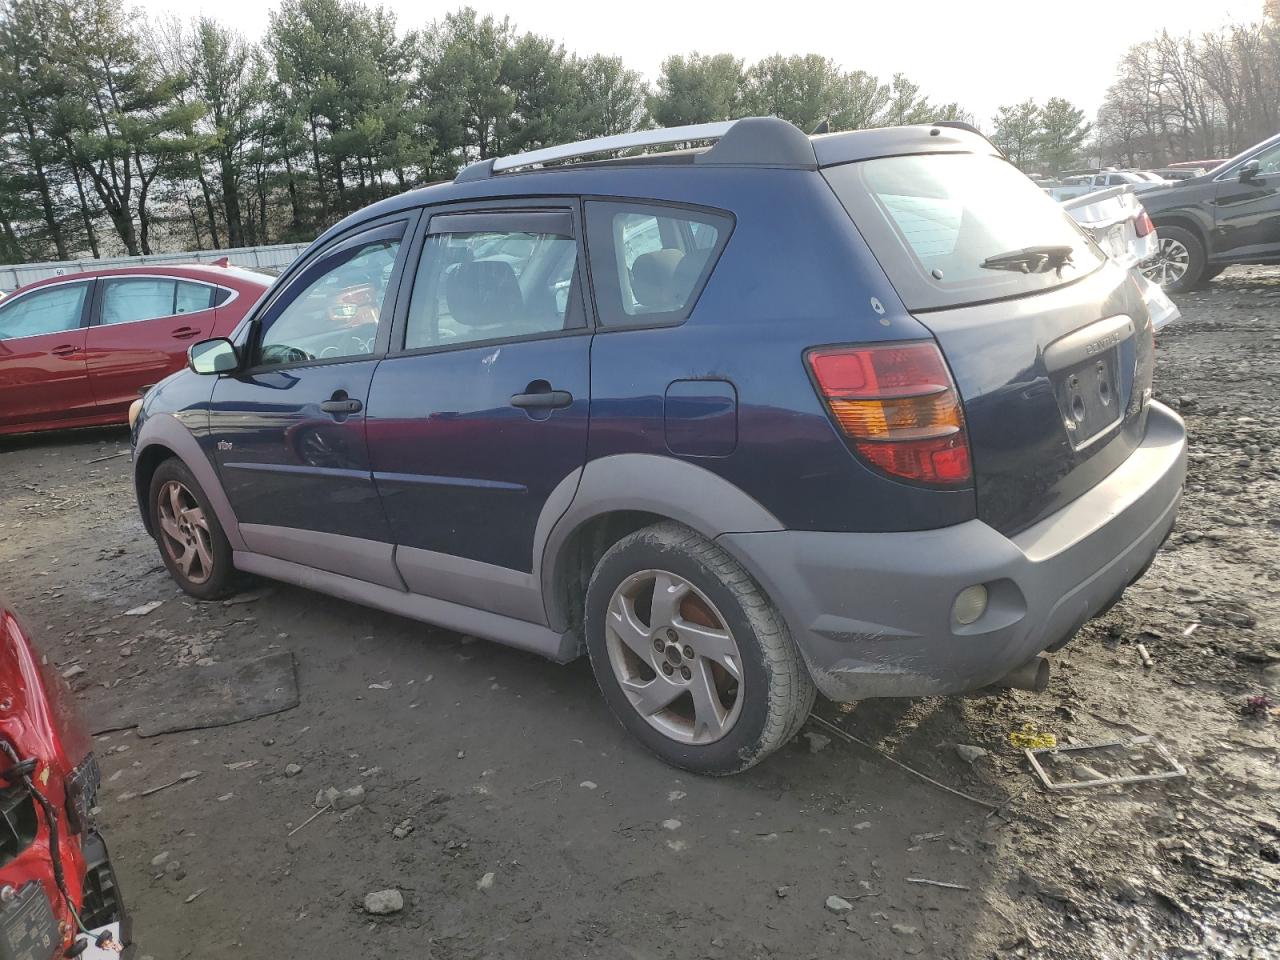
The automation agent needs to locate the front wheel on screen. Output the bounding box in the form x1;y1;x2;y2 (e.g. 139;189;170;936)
148;458;236;600
1140;225;1205;294
584;522;815;775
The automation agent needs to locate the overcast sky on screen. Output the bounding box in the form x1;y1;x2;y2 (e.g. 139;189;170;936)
135;0;1267;123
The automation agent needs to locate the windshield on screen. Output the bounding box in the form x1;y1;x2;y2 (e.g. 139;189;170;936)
824;152;1104;311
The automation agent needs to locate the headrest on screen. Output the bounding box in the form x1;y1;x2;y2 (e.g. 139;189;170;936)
630;249;685;311
445;259;523;327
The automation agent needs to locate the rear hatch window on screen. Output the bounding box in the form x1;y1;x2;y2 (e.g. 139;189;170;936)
824;153;1105;311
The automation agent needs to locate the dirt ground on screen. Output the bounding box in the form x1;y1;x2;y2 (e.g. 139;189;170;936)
1;268;1277;960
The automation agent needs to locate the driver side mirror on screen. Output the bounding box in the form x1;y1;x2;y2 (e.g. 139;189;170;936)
1239;159;1261;183
188;337;239;375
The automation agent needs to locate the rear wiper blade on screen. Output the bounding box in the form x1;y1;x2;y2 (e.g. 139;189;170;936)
980;245;1074;274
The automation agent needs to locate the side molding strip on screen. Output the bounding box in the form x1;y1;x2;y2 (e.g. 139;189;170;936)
233;550;580;663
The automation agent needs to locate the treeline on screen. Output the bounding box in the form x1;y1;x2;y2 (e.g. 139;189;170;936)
0;0;974;264
988;98;1092;174
1098;1;1280;166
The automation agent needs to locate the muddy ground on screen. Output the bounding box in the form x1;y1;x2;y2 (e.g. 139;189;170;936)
1;268;1277;960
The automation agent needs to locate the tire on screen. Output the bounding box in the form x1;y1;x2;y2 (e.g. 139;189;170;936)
1195;264;1226;288
1141;225;1205;294
148;458;236;600
584;522;816;775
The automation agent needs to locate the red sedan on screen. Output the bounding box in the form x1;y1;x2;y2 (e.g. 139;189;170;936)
0;263;270;436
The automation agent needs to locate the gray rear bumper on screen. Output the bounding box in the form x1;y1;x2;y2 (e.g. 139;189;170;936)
718;401;1187;700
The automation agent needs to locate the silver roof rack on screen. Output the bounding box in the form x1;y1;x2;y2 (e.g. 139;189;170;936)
494;121;735;172
454;117;817;182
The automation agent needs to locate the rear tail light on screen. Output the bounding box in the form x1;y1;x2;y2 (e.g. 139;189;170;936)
806;341;973;486
1134;210;1155;237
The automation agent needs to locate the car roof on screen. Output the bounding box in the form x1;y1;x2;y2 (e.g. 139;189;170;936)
13;263;271;296
313;120;1000;252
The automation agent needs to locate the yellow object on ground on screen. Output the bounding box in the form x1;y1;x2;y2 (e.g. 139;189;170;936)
1009;723;1057;750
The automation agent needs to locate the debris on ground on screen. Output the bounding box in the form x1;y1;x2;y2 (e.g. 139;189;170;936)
906;877;970;891
476;872;495;891
315;785;365;811
954;744;987;764
123;600;164;617
61;664;85;680
363;889;404;915
392;818;414;839
284;763;303;777
1024;736;1187;791
825;895;853;914
139;770;200;798
803;731;831;754
1241;694;1276;719
1008;723;1057;750
222;588;274;607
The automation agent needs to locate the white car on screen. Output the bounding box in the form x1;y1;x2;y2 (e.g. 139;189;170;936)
1062;186;1180;331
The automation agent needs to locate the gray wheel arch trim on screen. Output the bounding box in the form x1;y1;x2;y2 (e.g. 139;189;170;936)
537;453;784;631
134;413;245;551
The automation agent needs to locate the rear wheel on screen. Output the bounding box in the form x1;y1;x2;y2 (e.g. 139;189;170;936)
148;459;235;600
1140;225;1205;294
584;522;815;775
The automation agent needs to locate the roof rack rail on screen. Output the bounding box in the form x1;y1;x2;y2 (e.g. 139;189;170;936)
454;116;816;182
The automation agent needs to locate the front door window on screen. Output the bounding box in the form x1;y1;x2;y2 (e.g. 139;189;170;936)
257;234;402;367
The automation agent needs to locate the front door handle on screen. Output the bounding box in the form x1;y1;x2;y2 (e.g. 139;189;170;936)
320;398;363;414
171;326;201;340
510;386;573;410
50;344;79;357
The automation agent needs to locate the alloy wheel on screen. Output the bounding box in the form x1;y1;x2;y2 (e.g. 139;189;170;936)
1140;237;1190;287
156;480;215;585
603;569;744;745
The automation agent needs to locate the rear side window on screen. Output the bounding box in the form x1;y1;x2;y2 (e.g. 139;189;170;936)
584;201;732;326
99;278;224;325
824;153;1104;311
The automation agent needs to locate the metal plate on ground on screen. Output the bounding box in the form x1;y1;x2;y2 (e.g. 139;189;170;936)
91;651;298;737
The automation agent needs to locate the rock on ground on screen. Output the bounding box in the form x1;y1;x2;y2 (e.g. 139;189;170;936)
363;889;403;915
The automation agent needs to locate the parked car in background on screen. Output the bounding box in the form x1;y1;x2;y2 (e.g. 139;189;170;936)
1149;167;1206;182
131;118;1185;774
1062;186;1180;331
1048;170;1167;201
0;264;269;436
1139;131;1280;292
0;599;128;957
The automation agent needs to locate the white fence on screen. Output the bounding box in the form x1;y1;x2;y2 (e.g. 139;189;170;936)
0;242;312;293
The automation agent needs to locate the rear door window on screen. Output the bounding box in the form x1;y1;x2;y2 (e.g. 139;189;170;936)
101;277;177;324
823;153;1104;310
403;210;584;351
584;201;732;326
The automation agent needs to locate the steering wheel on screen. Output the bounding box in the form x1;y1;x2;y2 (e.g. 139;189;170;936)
261;344;313;365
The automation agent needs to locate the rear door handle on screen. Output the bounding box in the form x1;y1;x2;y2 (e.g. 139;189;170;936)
320;398;363;414
510;389;573;409
171;326;201;340
50;344;79;357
